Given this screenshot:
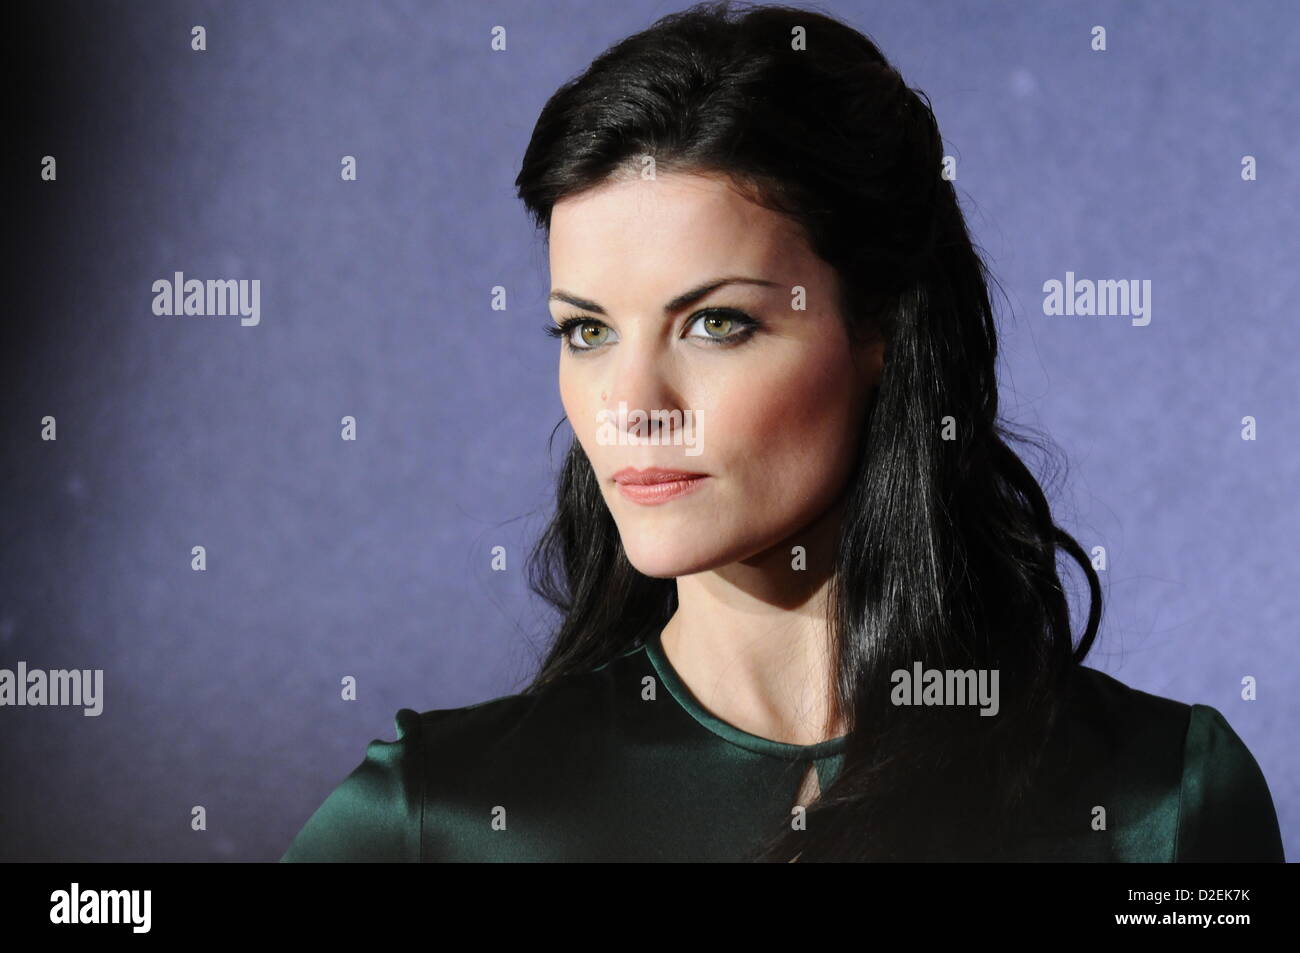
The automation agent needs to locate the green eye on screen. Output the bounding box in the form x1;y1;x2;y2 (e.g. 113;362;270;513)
576;323;611;347
544;317;619;352
685;309;759;344
695;314;733;338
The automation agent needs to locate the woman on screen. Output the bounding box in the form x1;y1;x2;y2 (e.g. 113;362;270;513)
281;1;1284;862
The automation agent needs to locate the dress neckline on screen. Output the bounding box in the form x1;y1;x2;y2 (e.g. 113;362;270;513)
643;628;849;761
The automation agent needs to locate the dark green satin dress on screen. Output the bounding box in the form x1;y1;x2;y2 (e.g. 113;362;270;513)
280;631;1285;862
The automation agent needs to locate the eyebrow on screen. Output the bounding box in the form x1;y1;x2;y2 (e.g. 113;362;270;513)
548;277;780;316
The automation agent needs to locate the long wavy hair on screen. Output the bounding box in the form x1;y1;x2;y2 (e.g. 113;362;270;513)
514;0;1100;861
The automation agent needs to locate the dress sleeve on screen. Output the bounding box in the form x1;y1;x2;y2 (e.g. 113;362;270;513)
1175;704;1284;862
279;708;424;862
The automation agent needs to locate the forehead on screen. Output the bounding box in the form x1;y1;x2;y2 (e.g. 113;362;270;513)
547;172;814;301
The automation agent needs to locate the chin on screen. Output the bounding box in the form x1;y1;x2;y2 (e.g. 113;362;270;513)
620;543;730;580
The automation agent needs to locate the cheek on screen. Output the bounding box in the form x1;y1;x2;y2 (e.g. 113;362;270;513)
558;371;577;424
723;345;863;496
558;368;588;433
559;367;606;465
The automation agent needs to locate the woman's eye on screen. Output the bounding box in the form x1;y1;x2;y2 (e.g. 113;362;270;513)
571;321;613;349
690;314;734;339
686;310;757;343
545;318;617;352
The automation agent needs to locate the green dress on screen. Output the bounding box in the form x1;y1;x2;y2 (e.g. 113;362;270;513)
280;630;1285;862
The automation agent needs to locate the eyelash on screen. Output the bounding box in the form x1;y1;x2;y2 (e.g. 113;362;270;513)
543;308;762;355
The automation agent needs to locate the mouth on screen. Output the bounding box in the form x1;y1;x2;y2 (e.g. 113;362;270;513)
610;467;709;506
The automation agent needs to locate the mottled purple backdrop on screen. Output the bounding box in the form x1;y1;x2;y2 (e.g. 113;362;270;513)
3;0;1296;862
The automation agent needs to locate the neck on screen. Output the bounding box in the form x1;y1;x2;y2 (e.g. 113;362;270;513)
658;493;849;746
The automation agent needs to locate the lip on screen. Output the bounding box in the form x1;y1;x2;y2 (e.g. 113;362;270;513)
611;467;709;485
611;467;709;506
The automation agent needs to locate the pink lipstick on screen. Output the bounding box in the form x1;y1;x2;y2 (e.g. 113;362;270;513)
611;467;709;506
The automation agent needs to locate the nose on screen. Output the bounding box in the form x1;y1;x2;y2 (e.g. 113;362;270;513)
600;340;686;445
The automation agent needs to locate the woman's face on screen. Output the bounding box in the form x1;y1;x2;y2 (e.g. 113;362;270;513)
547;170;883;578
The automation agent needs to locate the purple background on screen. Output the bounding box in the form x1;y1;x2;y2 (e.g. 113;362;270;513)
3;0;1296;862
